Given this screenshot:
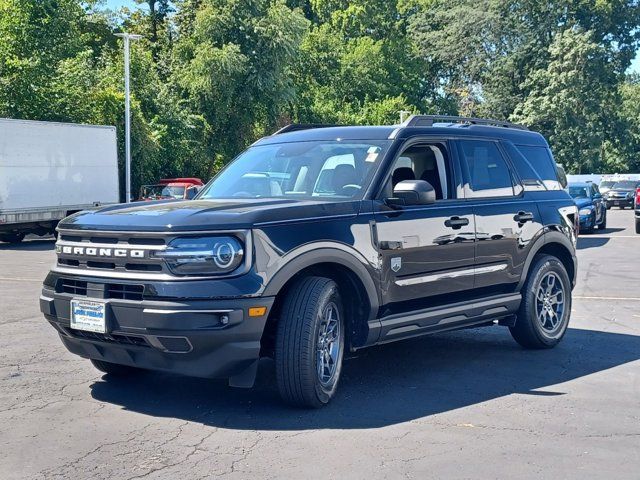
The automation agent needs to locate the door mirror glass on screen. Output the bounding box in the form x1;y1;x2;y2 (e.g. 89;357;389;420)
388;180;436;206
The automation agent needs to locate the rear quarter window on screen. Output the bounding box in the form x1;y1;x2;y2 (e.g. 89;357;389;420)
512;144;562;190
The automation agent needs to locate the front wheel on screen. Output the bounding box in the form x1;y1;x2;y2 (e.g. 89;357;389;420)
510;255;572;349
597;211;607;230
635;218;640;234
275;277;345;408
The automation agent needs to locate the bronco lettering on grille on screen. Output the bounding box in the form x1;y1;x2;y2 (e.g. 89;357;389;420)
56;244;146;259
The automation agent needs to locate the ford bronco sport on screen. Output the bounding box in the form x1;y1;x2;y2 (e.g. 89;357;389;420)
40;115;578;408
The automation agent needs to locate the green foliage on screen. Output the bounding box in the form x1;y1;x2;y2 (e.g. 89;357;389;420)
1;0;640;190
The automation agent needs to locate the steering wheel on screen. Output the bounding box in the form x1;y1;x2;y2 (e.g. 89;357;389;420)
232;191;255;198
341;184;362;196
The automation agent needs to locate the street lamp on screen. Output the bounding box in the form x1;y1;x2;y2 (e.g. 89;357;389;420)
115;33;143;203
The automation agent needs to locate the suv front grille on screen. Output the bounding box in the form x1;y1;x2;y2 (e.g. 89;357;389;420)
58;279;87;296
107;284;144;301
56;279;145;301
56;232;169;276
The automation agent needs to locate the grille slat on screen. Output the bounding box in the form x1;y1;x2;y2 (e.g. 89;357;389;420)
57;279;144;301
65;328;150;348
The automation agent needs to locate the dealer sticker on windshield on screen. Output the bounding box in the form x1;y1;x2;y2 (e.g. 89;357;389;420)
71;299;107;333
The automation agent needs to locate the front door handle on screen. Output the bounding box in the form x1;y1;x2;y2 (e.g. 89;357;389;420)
514;211;534;223
445;216;469;229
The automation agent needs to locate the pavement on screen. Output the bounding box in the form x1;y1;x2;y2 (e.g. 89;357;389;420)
0;209;638;479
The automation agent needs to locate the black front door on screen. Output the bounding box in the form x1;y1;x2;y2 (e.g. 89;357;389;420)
373;139;475;314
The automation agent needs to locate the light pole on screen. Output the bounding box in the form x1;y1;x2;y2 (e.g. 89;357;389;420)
115;33;142;203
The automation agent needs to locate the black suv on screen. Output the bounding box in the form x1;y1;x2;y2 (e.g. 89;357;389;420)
40;116;578;408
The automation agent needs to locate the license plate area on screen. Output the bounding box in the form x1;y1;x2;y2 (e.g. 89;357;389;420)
70;299;107;333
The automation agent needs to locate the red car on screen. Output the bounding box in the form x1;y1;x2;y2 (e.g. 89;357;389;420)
139;178;204;201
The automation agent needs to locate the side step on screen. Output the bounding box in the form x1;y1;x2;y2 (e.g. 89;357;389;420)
369;293;521;346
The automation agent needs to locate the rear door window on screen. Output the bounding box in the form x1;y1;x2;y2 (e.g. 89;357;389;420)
456;140;517;198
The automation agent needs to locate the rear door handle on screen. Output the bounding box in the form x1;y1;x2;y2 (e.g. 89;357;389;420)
514;211;534;223
445;216;469;229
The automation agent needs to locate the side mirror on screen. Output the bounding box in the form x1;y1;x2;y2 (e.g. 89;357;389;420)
388;180;436;206
593;193;602;199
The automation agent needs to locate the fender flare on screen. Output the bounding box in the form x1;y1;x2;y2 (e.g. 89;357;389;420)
516;230;577;291
262;246;380;320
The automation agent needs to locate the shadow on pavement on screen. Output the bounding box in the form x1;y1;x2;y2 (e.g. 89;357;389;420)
89;327;640;430
577;237;610;249
0;239;55;251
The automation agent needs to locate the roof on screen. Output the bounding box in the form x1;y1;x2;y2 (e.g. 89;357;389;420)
253;121;548;147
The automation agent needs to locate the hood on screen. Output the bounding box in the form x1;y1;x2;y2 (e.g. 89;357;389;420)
609;187;635;193
59;198;361;232
573;198;593;209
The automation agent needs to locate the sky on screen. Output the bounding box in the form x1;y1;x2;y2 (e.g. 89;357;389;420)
105;0;640;74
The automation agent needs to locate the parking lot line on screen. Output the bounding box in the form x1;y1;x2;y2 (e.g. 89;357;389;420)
0;277;41;282
574;295;640;301
585;235;639;238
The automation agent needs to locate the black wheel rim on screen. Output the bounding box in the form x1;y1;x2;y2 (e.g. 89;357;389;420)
316;302;341;386
535;272;566;334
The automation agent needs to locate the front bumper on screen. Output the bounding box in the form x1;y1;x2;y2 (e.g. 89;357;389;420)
578;214;594;230
40;272;274;380
606;197;633;207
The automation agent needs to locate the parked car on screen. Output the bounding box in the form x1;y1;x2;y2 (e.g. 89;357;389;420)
604;180;640;209
567;182;607;233
139;178;204;201
598;180;616;197
41;115;578;408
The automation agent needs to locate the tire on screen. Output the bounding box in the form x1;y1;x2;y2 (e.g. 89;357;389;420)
275;276;345;408
636;218;640;234
510;255;571;349
90;359;139;376
0;232;25;244
597;211;607;230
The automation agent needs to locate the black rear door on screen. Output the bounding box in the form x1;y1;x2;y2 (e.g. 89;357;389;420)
454;139;543;293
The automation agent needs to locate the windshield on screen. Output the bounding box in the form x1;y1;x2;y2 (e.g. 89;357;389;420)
599;181;615;188
568;186;590;199
612;180;638;190
198;140;390;200
141;185;186;200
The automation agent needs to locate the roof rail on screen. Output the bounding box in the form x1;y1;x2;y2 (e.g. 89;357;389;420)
403;115;528;131
272;124;339;135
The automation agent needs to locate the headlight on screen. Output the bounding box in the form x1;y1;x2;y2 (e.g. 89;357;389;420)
579;208;593;216
153;236;244;275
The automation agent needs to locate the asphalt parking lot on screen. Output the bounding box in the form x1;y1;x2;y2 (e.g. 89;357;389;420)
1;209;639;479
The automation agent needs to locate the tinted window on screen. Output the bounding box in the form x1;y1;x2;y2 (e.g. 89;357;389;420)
457;140;515;197
514;145;561;190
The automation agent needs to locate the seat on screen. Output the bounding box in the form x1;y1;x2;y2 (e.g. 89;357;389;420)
392;167;415;187
420;168;443;199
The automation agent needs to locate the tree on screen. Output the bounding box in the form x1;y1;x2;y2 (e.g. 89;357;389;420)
172;0;308;173
511;29;624;174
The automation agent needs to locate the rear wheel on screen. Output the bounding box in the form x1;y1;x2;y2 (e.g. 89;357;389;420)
636;218;640;234
510;255;571;349
90;359;139;376
0;232;25;244
275;276;345;408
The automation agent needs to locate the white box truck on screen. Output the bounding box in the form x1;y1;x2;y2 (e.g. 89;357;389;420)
0;118;119;243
